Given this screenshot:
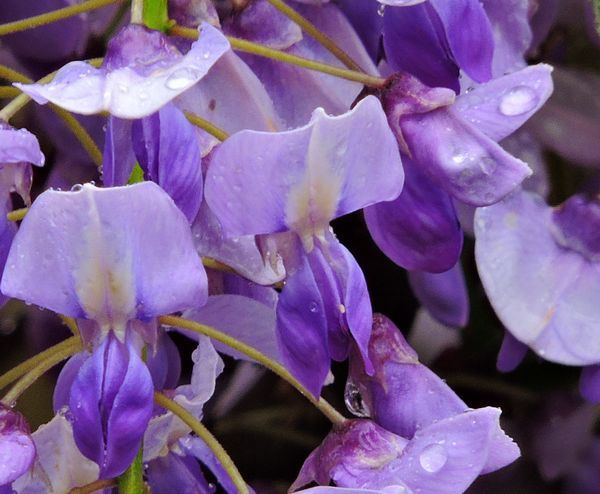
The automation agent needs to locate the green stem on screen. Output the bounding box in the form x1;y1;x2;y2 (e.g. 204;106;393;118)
130;0;144;24
169;25;387;88
265;0;363;72
0;0;123;37
1;340;82;405
0;336;81;391
70;479;117;494
0;87;21;99
117;445;147;494
154;392;250;494
184;111;229;141
158;315;346;426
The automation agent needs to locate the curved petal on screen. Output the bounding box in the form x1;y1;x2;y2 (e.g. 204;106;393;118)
0;406;35;486
147;452;211;493
1;182;207;329
364;158;462;272
102;117;135;187
496;331;528;373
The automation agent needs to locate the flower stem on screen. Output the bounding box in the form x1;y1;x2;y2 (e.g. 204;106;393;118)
130;0;144;24
0;87;21;99
265;0;364;72
159;315;347;426
154;391;250;494
70;479;117;494
1;339;82;405
50;104;103;166
0;0;124;37
184;111;229;141
169;25;387;88
0;336;81;391
117;445;147;494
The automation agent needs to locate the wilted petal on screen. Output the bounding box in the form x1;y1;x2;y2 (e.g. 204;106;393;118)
12;415;98;493
133;103;203;222
16;23;230;118
455;64;554;142
1;182;207;332
408;263;469;328
0;406;35;486
205;95;402;243
69;333;153;478
364;158;462;272
475;190;600;365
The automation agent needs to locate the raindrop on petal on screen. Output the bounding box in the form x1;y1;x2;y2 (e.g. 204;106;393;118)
498;86;538;116
419;443;448;473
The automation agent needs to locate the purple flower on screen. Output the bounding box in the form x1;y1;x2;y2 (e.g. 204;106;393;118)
205;95;403;394
0;405;35;488
15;23;230;119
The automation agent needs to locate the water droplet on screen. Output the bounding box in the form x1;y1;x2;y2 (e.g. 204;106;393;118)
202;51;211;60
138;91;149;101
419;444;448;473
498;86;538;116
70;183;83;192
165;67;200;90
479;156;497;175
377;4;386;16
451;150;468;165
344;380;371;417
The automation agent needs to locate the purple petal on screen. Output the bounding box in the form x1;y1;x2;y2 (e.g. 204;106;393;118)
580;365;600;403
147;331;182;390
408;263;469;328
551;195;600;262
496;331;528;373
0;125;45;167
0;406;35;486
364;158;462;273
147;452;211;493
2;182;207;326
12;414;99;493
69;333;154;478
455;64;554;142
185;294;279;362
475;190;600;365
336;0;383;60
205;95;402;239
401;108;531;206
16;23;230;118
53;352;88;412
102;117;135;187
132;103;203;222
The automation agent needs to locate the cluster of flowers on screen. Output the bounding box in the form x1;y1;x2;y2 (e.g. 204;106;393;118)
0;0;599;492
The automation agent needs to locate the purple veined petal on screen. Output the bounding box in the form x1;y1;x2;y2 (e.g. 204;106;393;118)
496;330;528;373
146;451;212;493
184;294;280;362
0;405;35;486
407;262;469;328
401;107;531;206
12;414;99;493
0;0;87;63
223;0;302;49
1;182;207;330
455;64;554;142
102;117;135;187
580;365;600;403
383;4;461;92
364;157;462;273
192;200;285;286
394;408;518;494
176;51;282;135
53;352;88;413
147;331;182;391
69;333;154;478
276;245;331;397
206;95;402;243
528;67;600;168
480;0;531;76
428;0;494;83
475;189;600;365
16;23;230;119
132;103;203;222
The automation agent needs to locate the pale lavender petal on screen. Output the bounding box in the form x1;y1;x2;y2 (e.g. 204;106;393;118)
580;365;600;403
402;108;531;206
12;415;99;493
496;331;528;373
102;117;135;187
455;64;554;142
408;263;469;328
184;294;279;362
16;24;230;118
132;103;203;222
0;406;35;486
501;130;549;198
205;95;402;239
69;333;154;478
2;182;207;327
475;190;600;365
364;159;462;273
0;126;44;166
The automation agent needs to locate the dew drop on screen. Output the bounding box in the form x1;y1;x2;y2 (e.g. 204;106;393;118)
70;183;83;192
498;86;538;116
344;379;371;418
308;301;319;313
138;91;149;101
377;4;386;16
165;67;200;90
419;444;448;473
